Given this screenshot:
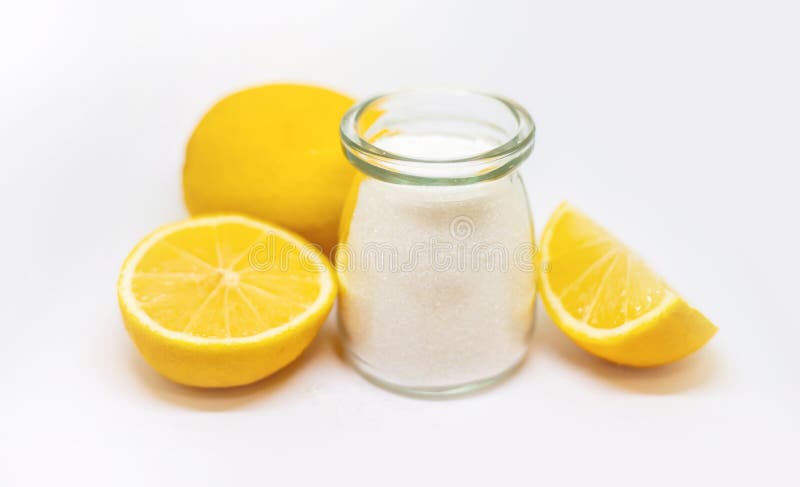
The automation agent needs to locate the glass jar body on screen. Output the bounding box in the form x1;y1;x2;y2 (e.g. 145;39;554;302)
337;170;536;395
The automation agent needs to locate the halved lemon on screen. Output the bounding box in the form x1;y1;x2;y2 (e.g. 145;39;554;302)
538;202;717;366
118;214;336;387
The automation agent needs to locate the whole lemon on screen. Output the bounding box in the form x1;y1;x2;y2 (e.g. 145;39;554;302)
183;84;355;253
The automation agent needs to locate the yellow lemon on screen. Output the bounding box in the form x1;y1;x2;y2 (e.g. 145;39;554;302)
183;84;355;254
117;214;336;387
538;202;717;366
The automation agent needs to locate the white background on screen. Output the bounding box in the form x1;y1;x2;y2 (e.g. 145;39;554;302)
2;0;799;485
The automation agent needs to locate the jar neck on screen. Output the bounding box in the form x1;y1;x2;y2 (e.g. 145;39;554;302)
339;90;535;186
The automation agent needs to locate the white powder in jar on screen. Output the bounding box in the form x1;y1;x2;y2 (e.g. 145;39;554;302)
337;133;537;390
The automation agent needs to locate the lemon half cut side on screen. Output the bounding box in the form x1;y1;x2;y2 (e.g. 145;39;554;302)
117;214;336;387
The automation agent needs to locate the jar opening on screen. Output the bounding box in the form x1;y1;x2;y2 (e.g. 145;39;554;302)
340;89;535;185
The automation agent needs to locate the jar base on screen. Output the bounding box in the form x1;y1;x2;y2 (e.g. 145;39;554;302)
342;345;529;398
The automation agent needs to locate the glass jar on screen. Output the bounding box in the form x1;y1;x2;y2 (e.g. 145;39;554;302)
337;90;536;396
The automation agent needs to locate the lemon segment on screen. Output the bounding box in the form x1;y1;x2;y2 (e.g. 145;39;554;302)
538;202;717;366
118;214;336;387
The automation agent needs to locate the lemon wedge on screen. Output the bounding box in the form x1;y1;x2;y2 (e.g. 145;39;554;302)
538;202;717;366
118;214;336;387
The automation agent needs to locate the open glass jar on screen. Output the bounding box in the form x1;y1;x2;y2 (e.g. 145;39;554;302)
337;90;536;396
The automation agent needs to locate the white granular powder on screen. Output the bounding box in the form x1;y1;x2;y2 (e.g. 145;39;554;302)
338;134;536;390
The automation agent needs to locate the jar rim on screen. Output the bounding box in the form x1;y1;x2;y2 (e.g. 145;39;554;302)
339;89;535;185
